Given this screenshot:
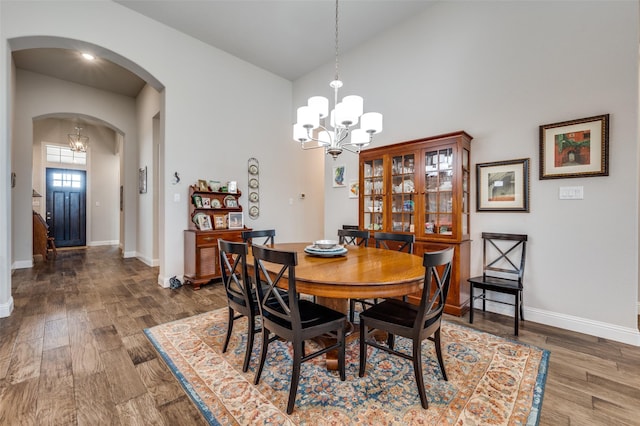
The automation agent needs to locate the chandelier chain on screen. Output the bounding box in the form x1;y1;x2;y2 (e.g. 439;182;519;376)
334;0;339;82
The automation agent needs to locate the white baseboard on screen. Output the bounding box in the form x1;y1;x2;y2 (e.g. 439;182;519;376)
473;299;640;347
0;296;14;317
12;259;33;270
136;253;159;267
88;240;119;247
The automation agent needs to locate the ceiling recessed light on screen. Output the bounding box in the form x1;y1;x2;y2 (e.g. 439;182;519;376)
81;53;95;61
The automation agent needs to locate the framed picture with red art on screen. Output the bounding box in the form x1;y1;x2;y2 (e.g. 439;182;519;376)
539;114;609;179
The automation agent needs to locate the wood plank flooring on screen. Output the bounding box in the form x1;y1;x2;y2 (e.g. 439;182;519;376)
1;246;639;425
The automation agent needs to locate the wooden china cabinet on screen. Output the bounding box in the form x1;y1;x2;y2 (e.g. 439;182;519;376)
183;185;249;290
359;131;472;316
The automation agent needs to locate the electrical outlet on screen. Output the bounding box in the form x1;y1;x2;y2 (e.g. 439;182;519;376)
559;186;584;200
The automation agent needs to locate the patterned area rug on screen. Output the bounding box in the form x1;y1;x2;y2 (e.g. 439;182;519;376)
144;308;548;425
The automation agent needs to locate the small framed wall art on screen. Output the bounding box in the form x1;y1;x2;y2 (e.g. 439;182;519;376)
539;114;609;179
476;158;530;212
139;167;147;194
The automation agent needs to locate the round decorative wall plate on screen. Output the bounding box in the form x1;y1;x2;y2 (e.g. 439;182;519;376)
249;178;259;189
249;206;259;218
211;199;221;208
249;192;259;202
248;164;259;175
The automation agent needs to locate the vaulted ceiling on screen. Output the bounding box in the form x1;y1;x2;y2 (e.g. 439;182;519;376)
12;1;435;96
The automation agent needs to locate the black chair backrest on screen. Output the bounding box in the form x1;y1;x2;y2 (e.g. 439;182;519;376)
342;225;359;230
242;229;275;246
481;232;527;282
251;245;300;327
218;239;252;309
338;229;370;247
374;231;415;254
416;248;454;329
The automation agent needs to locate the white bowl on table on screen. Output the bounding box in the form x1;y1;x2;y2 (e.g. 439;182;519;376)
314;240;339;249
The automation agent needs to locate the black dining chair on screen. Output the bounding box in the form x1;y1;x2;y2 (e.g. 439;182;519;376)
218;239;258;372
338;228;370;247
252;245;346;414
339;229;372;322
241;229;275;246
350;231;416;322
468;232;528;335
359;247;454;409
374;231;415;253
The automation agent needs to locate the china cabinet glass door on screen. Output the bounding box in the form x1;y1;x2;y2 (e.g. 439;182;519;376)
461;148;470;236
363;158;385;231
390;153;416;232
423;147;453;236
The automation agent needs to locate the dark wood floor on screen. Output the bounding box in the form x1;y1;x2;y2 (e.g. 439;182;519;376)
1;246;639;425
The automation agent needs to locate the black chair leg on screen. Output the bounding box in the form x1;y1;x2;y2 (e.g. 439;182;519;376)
520;290;524;321
469;285;474;324
359;321;367;377
514;292;520;336
433;329;447;381
254;327;270;385
482;289;486;311
287;341;303;414
387;333;395;350
338;326;346;381
412;339;428;409
222;308;234;353
349;299;356;323
242;316;255;372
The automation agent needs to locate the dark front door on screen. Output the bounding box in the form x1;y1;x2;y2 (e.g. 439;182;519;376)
46;168;86;247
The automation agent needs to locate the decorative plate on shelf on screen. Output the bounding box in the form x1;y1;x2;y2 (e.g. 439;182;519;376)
249;178;259;189
192;212;207;225
249;192;259;202
211;199;221;208
248;164;259;175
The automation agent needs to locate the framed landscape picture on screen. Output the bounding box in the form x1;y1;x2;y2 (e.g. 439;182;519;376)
476;158;530;212
228;212;243;229
539;114;609;179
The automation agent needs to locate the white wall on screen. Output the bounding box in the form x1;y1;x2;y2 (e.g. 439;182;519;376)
136;84;161;266
295;1;639;344
12;70;136;266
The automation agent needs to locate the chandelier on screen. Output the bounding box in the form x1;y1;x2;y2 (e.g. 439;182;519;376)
293;0;382;159
68;126;89;152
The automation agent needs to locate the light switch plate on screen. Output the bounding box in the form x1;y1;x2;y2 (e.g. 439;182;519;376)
559;186;584;200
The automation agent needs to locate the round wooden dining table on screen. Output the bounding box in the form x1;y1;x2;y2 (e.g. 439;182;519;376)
251;242;424;306
248;242;426;369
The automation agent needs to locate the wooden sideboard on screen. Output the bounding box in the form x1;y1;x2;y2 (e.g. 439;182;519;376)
183;229;245;290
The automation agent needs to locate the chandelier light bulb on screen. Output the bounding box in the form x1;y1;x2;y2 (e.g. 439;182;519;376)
297;106;318;129
293;123;309;143
361;112;383;134
308;96;329;119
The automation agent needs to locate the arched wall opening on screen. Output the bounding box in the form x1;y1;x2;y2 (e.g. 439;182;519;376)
9;36;165;277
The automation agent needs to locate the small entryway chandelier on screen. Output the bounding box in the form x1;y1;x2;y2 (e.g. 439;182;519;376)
293;0;383;159
68;126;89;152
